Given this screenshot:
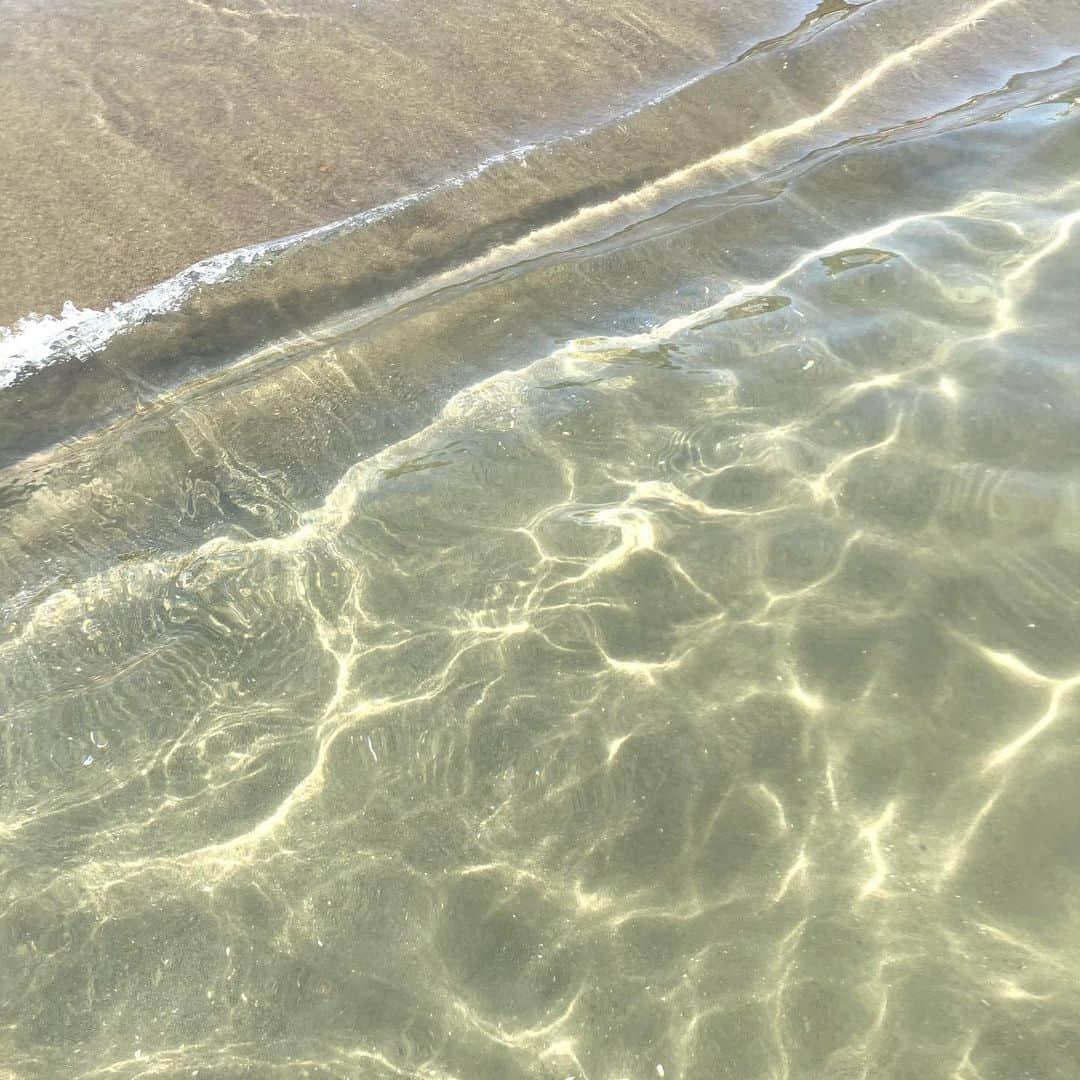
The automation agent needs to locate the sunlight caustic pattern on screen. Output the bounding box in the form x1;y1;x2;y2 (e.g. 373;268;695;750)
2;0;1080;1076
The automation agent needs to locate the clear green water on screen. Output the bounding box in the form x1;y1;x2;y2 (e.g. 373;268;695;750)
3;2;1080;1077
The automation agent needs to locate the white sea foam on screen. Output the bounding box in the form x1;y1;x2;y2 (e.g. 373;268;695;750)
0;197;426;389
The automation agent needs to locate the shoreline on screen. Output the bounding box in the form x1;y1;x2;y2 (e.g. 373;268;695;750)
0;58;724;387
0;0;783;327
1;0;1073;466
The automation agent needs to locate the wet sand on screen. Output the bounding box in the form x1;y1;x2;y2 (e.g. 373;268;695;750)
0;0;784;326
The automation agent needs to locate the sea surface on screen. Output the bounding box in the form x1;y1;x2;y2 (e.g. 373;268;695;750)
2;1;1080;1077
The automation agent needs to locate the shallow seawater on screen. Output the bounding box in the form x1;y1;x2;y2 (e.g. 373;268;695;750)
3;2;1080;1078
